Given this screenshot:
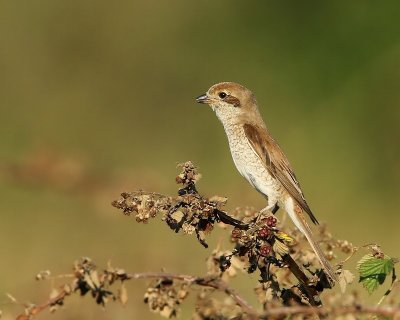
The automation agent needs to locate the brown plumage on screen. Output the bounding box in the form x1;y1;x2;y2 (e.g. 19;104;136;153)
242;123;319;225
196;81;337;282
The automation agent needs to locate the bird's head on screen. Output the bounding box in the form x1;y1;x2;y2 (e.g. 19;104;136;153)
196;82;261;125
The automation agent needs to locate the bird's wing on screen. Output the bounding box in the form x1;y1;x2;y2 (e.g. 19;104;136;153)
243;123;318;224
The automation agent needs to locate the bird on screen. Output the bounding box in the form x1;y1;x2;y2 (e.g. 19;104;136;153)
196;82;337;282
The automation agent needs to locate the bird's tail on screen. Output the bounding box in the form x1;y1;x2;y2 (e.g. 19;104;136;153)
285;198;338;283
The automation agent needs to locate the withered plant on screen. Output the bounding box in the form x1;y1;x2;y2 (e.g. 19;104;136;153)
9;162;400;319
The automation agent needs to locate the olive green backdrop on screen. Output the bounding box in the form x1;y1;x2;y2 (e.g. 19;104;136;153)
1;1;399;319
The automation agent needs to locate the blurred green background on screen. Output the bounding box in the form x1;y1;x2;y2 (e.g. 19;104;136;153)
1;1;399;318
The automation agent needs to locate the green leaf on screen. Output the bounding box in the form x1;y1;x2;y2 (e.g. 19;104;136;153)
359;274;386;294
357;254;394;277
356;254;394;294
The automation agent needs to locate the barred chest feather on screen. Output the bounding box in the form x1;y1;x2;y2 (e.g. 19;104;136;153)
222;123;286;206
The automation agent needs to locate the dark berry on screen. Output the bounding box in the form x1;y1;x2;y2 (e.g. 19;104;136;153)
266;216;277;227
259;245;271;256
258;227;269;238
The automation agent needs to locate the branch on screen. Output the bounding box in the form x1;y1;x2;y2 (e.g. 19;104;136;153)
128;272;258;318
112;162;336;308
281;254;321;306
15;271;258;319
15;271;400;320
14;162;399;319
16;286;70;320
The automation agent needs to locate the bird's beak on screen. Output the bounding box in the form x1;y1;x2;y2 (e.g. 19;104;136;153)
196;94;209;104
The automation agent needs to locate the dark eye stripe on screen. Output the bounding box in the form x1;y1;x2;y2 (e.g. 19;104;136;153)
224;95;241;107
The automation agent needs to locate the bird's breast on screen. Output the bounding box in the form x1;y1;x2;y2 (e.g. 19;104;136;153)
222;124;284;202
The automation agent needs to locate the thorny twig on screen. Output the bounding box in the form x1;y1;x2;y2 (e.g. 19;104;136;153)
16;286;69;320
14;268;400;320
112;162;334;306
11;162;399;319
377;267;398;307
14;269;258;319
130;272;257;317
14;268;400;319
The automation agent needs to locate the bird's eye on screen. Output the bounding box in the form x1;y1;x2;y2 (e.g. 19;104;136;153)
218;92;227;99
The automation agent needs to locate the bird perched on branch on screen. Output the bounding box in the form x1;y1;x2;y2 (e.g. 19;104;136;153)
196;82;337;282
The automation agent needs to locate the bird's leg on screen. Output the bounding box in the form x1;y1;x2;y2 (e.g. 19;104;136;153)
271;203;280;215
259;202;278;216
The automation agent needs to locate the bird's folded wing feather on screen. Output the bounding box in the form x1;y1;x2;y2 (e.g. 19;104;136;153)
243;123;318;224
